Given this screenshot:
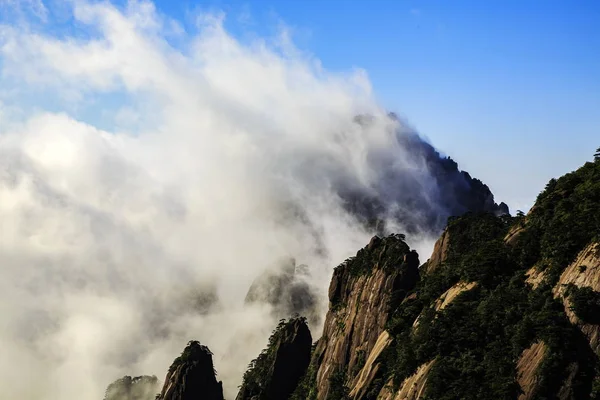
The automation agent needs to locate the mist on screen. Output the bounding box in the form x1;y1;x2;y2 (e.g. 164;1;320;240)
0;1;504;399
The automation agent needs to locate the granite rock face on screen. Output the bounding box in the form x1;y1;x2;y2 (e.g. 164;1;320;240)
554;242;600;354
313;234;419;400
421;228;450;275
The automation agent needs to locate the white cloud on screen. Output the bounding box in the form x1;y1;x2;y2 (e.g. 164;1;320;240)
0;0;48;21
0;1;441;399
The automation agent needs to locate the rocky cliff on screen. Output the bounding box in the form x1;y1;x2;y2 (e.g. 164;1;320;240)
295;234;420;400
421;227;449;275
285;156;600;400
554;242;600;354
236;317;312;400
156;341;224;400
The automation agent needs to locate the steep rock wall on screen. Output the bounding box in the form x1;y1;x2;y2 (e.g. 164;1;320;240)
236;318;312;400
376;361;435;400
314;235;419;400
516;341;547;400
554;242;600;354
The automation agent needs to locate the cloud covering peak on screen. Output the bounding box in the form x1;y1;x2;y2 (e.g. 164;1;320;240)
0;1;504;399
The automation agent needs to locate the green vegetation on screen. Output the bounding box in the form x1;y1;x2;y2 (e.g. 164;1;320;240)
326;366;350;400
168;340;215;374
338;234;410;277
378;156;600;399
513;160;600;281
351;350;367;377
286;150;600;400
240;317;307;397
104;375;158;400
567;285;600;324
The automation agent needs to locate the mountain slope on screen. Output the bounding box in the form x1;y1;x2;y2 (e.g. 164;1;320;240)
102;154;599;400
283;155;600;400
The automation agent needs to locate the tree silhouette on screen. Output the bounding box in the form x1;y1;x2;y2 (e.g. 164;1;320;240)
595;147;600;162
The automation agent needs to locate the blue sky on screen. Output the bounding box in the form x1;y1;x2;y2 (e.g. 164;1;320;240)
144;0;600;211
2;0;599;211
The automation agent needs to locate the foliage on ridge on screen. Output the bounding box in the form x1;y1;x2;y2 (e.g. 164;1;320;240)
376;155;600;400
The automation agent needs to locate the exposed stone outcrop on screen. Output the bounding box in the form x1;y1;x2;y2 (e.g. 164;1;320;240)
236;317;312;400
433;281;477;312
504;224;526;246
554;242;600;354
377;360;435;400
422;228;449;275
525;266;547;290
313;235;419;400
516;341;547;400
557;362;581;400
349;330;393;399
245;257;320;326
104;375;159;400
413;281;477;330
156;341;224;400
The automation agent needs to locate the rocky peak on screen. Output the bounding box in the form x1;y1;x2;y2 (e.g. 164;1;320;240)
236;317;312;400
312;234;419;400
421;228;449;275
156;341;224;400
104;375;159;400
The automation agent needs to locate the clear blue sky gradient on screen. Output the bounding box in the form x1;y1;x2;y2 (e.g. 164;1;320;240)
149;0;600;211
5;0;600;211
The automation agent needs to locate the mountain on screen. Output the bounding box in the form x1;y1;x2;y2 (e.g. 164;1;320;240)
242;154;600;399
102;152;598;399
339;113;509;236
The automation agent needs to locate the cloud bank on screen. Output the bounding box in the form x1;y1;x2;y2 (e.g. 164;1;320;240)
0;1;504;399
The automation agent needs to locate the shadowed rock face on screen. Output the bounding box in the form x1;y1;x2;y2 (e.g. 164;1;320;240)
156;341;224;400
378;360;436;400
104;375;159;400
554;242;600;354
421;228;450;275
236;317;312;400
245;257;320;326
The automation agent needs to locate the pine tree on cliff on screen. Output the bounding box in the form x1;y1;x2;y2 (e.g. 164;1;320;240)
595;146;600;162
